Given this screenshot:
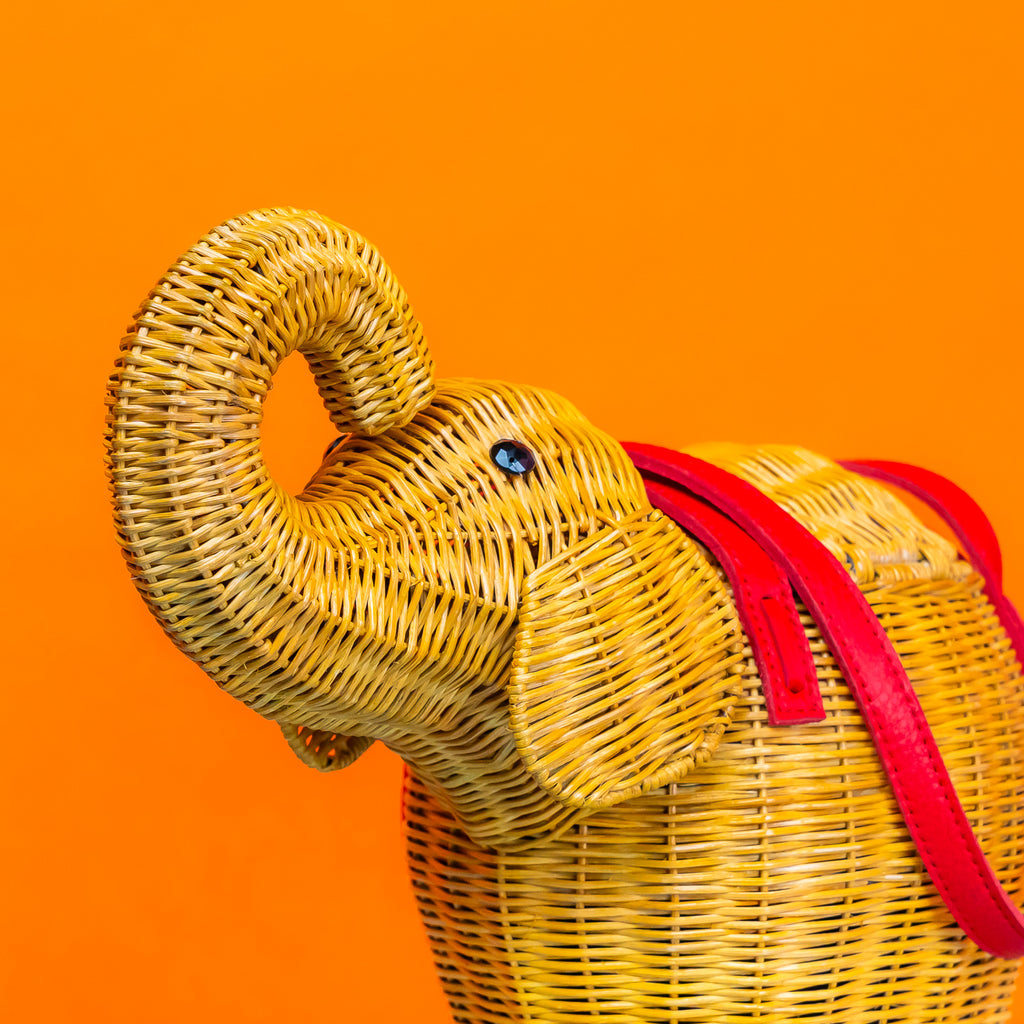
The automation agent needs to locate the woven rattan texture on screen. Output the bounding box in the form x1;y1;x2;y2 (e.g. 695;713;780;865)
407;570;1024;1022
106;210;1024;1024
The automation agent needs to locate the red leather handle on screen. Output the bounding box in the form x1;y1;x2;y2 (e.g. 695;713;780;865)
643;478;824;726
624;442;1024;959
840;459;1024;661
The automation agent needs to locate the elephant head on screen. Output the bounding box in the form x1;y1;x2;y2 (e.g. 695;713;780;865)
105;208;743;848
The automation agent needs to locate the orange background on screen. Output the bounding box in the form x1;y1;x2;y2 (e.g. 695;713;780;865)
2;3;1023;1021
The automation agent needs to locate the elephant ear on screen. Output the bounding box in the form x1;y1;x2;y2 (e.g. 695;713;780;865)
278;723;374;772
509;510;743;811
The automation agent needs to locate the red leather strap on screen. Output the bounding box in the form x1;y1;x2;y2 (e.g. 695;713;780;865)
839;460;1003;587
623;442;1024;959
643;478;824;726
840;459;1024;662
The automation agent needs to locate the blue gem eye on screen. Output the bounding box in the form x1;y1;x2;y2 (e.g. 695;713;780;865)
490;439;536;477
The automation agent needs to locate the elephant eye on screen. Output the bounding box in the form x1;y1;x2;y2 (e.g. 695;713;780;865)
490;439;536;477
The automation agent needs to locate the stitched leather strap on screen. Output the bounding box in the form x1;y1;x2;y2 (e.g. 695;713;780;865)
840;459;1024;662
643;478;824;726
623;442;1024;959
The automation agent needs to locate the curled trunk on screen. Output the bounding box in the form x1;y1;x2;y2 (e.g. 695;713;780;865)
104;208;434;723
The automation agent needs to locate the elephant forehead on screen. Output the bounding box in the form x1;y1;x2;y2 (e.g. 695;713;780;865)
316;378;649;538
428;377;589;426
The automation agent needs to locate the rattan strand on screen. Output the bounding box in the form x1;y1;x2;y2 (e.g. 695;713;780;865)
106;209;1024;1024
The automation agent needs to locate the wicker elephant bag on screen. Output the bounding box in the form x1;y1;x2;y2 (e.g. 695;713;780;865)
106;208;1024;1023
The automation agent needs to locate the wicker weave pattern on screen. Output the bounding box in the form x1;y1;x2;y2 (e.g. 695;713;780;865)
105;210;1024;1024
509;509;744;810
407;570;1024;1022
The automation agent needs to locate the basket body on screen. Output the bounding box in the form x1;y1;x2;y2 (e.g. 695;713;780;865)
405;463;1024;1024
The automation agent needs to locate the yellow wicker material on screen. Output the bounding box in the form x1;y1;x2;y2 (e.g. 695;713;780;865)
105;209;1024;1023
509;509;744;810
408;571;1024;1022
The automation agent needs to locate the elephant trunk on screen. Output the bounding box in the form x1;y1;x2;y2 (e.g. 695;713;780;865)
104;208;435;715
